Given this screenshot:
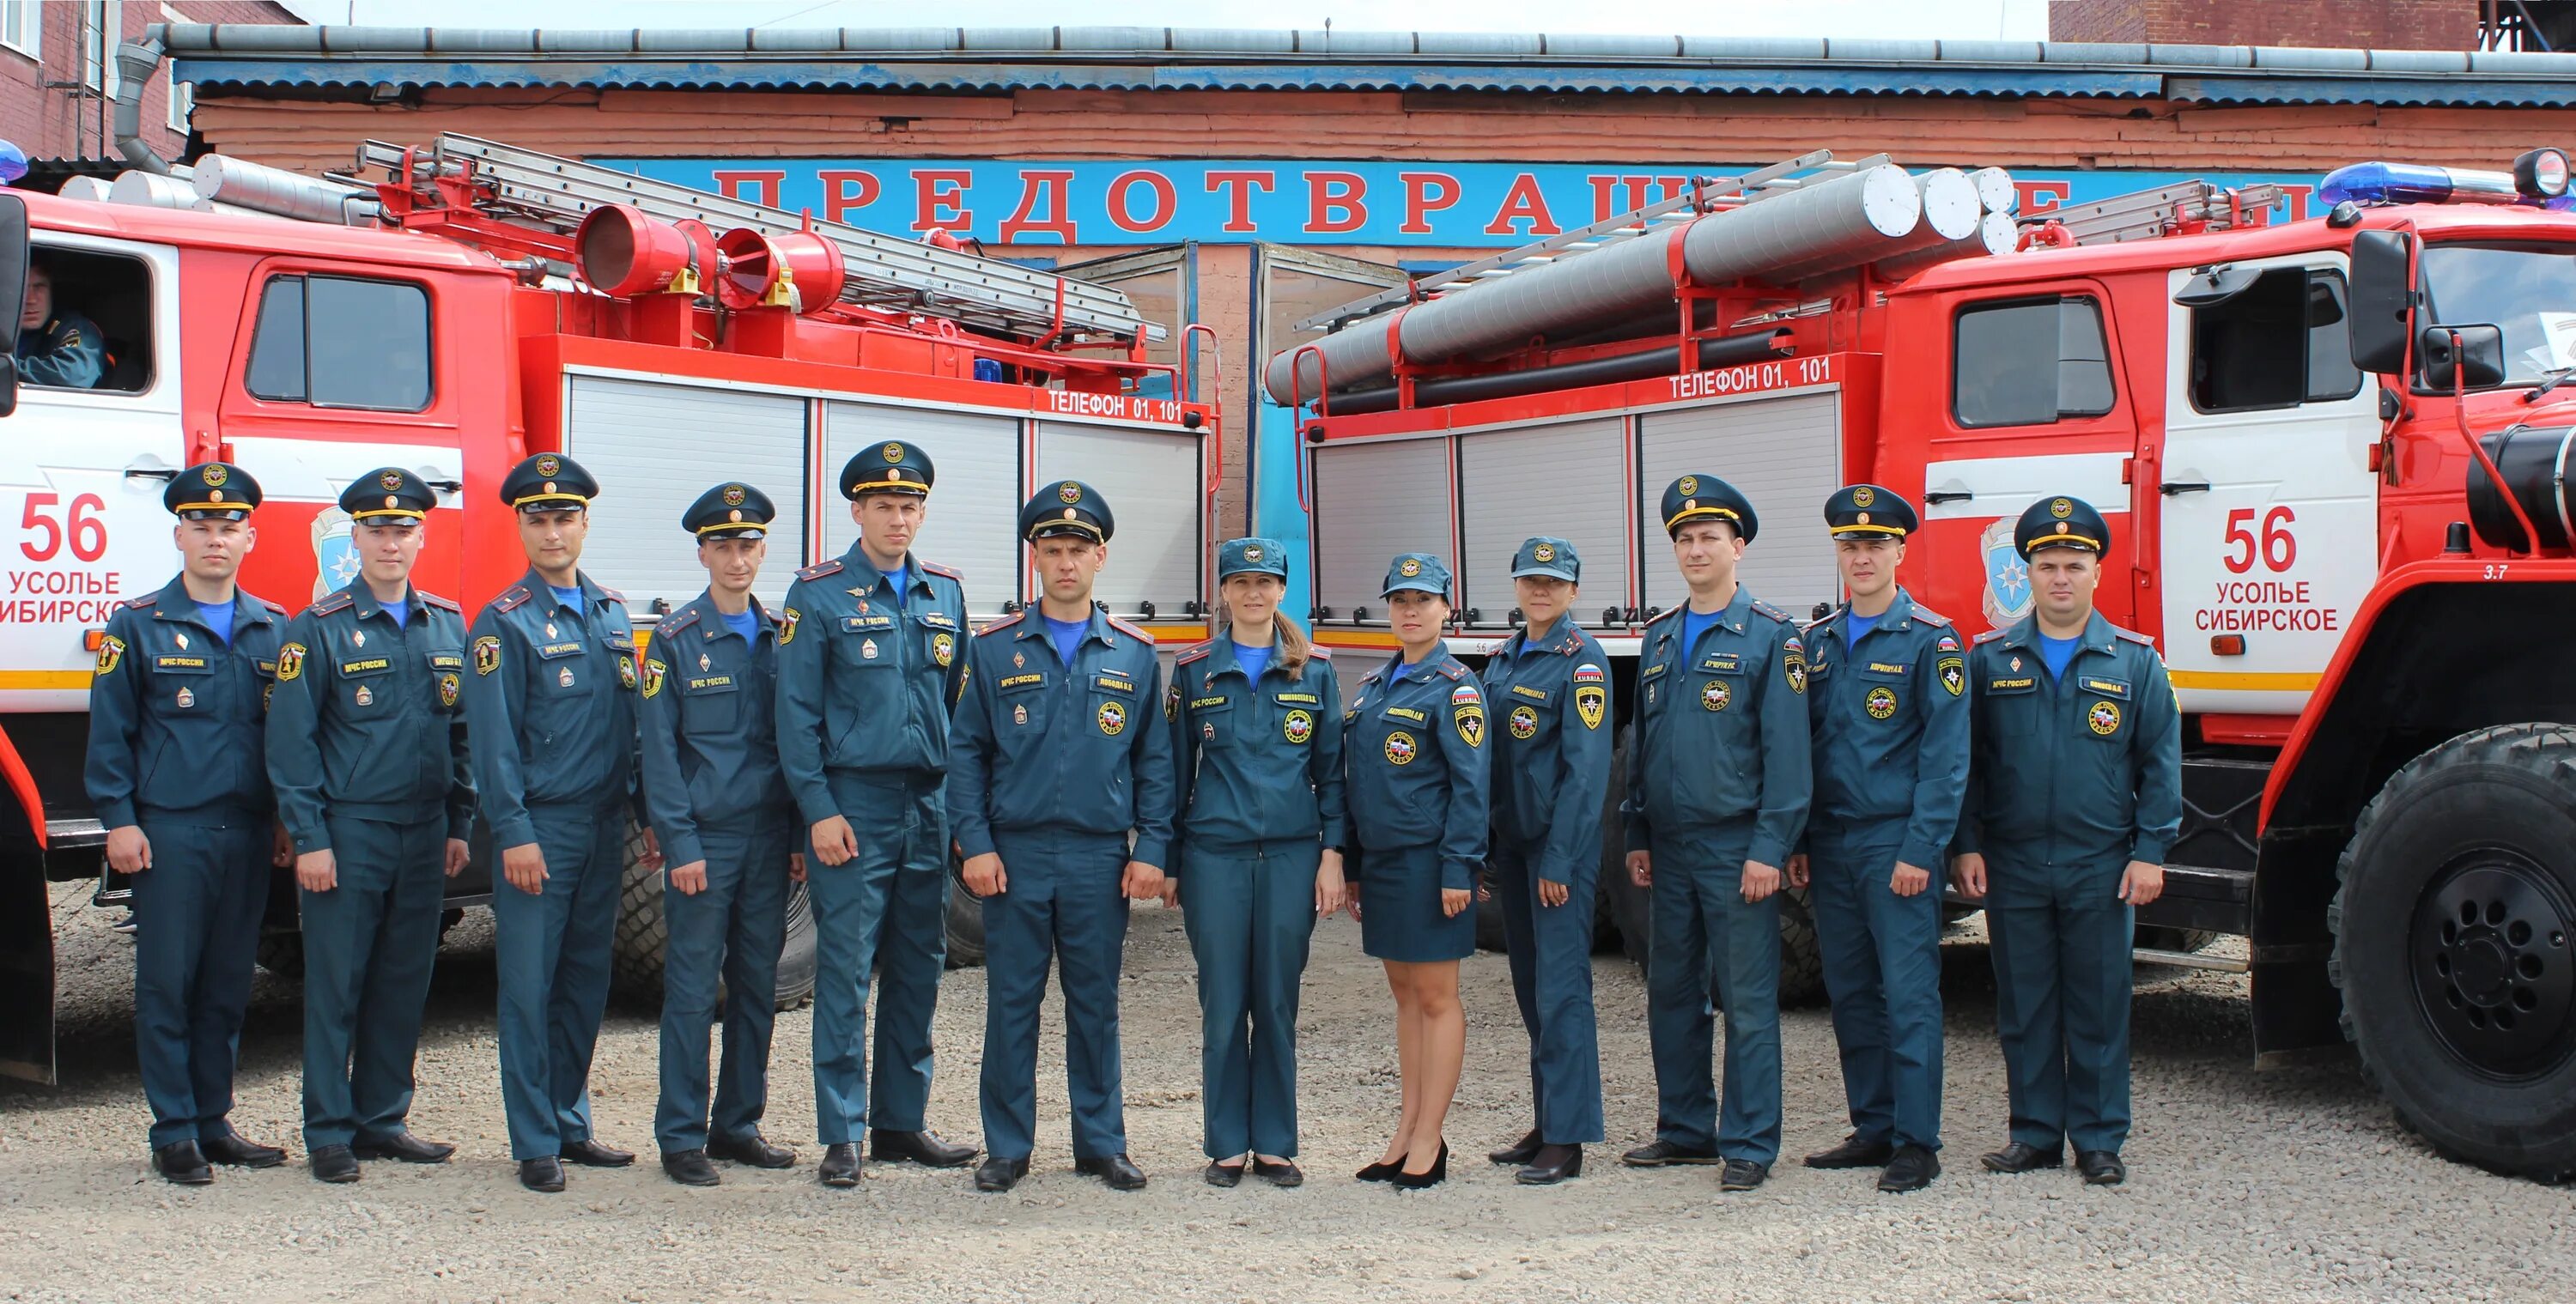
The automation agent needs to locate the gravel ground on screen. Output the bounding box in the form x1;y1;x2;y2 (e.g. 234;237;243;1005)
3;879;2567;1304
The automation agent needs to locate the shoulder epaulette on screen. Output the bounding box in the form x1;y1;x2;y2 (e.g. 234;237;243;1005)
420;592;460;613
658;607;703;636
1175;641;1214;665
1973;628;2010;646
1436;662;1466;681
2112;626;2157;647
1308;645;1333;660
975;611;1025;637
796;559;844;583
122;594;158;611
312;591;356;616
494;585;532;612
919;560;964;582
258;597;289;615
1749;599;1791;624
1106;615;1153;643
1912;606;1952;628
597;585;625;604
1643;604;1683;627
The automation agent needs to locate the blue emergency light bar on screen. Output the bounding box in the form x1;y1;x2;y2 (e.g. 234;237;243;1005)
2322;149;2573;209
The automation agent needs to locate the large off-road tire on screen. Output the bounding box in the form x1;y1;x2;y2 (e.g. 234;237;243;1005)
611;819;819;1012
944;854;986;968
2330;724;2576;1183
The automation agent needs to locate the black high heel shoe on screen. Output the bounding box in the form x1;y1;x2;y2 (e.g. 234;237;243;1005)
1355;1157;1400;1183
1393;1141;1449;1190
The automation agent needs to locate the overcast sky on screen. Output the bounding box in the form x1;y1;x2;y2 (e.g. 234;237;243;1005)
275;0;2052;41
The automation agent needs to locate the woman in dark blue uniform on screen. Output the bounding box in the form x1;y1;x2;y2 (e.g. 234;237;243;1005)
1343;553;1490;1189
1163;537;1348;1188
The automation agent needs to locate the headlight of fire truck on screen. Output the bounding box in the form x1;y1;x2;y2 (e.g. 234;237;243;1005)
2322;149;2573;208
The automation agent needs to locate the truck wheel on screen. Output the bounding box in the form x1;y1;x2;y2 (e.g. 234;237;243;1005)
944;858;987;968
254;931;305;979
611;820;821;1013
1777;888;1826;1007
2330;724;2576;1182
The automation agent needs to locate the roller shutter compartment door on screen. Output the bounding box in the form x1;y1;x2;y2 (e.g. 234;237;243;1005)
823;403;1021;615
1456;417;1625;629
567;376;810;612
1309;436;1455;624
1032;422;1201;619
1636;392;1844;618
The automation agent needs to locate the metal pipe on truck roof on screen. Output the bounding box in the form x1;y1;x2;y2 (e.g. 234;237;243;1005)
1263;162;1921;404
192;155;382;224
1751;167;1980;284
1967;166;2017;214
1320;328;1795;416
1863;210;2018;283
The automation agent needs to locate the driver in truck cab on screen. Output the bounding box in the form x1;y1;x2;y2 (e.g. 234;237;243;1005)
15;257;106;389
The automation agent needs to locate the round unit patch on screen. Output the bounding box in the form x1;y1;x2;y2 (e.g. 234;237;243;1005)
1701;678;1731;712
932;631;955;668
1508;704;1540;739
1097;699;1127;737
2088;700;2123;736
1283;708;1315;744
1865;685;1899;719
1384;730;1419;766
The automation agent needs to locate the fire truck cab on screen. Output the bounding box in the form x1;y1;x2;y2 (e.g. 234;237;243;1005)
1277;152;2576;1180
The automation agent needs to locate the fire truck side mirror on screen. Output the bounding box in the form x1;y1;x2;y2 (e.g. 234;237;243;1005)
2347;228;2416;375
2416;323;2507;391
0;192;25;419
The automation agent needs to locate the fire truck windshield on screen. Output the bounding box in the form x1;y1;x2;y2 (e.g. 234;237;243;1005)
2418;242;2576;383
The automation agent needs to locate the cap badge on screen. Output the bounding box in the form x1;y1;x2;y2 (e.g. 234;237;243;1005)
1243;546;1263;563
1677;475;1698;495
380;470;404;492
1850;486;1875;507
1682;498;1697;512
1856;512;1872;525
542;481;557;494
384;495;400;509
884;442;905;464
728;509;743;523
1399;558;1423;578
535;454;562;477
1533;543;1555;562
208;489;224;503
203;464;228;488
722;485;745;506
2050;497;2073;519
1058;481;1083;504
1063;508;1078;520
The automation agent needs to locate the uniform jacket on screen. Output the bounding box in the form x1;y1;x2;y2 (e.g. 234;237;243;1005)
84;576;288;827
1802;587;1972;868
264;581;474;853
464;568;641;849
1164;637;1347;876
774;547;968;827
1621;586;1813;868
1481;617;1614;887
640;591;792;869
946;607;1176;866
17;311;105;389
1956;611;2184;871
1343;651;1491;892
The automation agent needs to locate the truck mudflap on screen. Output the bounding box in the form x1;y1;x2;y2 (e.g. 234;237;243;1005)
0;721;57;1084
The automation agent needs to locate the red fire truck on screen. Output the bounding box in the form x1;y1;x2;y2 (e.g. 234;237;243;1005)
0;135;1218;1086
1273;149;2576;1180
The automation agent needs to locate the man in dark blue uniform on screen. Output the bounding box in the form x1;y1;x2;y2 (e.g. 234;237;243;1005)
86;462;291;1184
1953;496;2180;1187
1620;475;1811;1193
774;440;975;1187
948;482;1176;1193
464;452;658;1193
266;468;475;1184
16;258;106;389
1786;485;1969;1193
1480;537;1613;1186
643;482;802;1187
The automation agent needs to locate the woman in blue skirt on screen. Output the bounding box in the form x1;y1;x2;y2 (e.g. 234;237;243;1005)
1163;537;1348;1189
1343;553;1490;1189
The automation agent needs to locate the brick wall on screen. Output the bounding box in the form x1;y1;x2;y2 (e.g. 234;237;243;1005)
2052;0;2479;49
0;2;296;165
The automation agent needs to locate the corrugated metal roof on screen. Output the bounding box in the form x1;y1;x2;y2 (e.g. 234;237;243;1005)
155;23;2576;107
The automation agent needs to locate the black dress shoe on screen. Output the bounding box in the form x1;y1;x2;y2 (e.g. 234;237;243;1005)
1251;1157;1303;1188
1355;1158;1400;1183
1802;1133;1894;1170
1878;1144;1941;1193
1391;1142;1449;1191
1719;1157;1771;1192
975;1155;1030;1192
352;1131;454;1164
518;1156;566;1192
818;1143;861;1187
869;1128;977;1168
1075;1152;1148;1191
1620;1138;1723;1167
708;1132;796;1168
1979;1141;2065;1174
202;1132;288;1168
1204;1160;1244;1187
1488;1129;1543;1167
558;1138;635;1168
1516;1143;1583;1186
2077;1150;2127;1186
153;1140;212;1186
661;1149;721;1187
308;1144;361;1184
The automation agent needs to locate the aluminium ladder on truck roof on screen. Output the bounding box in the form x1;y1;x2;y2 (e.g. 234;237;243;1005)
2018;179;2291;245
340;133;1158;345
1290;149;1891;336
